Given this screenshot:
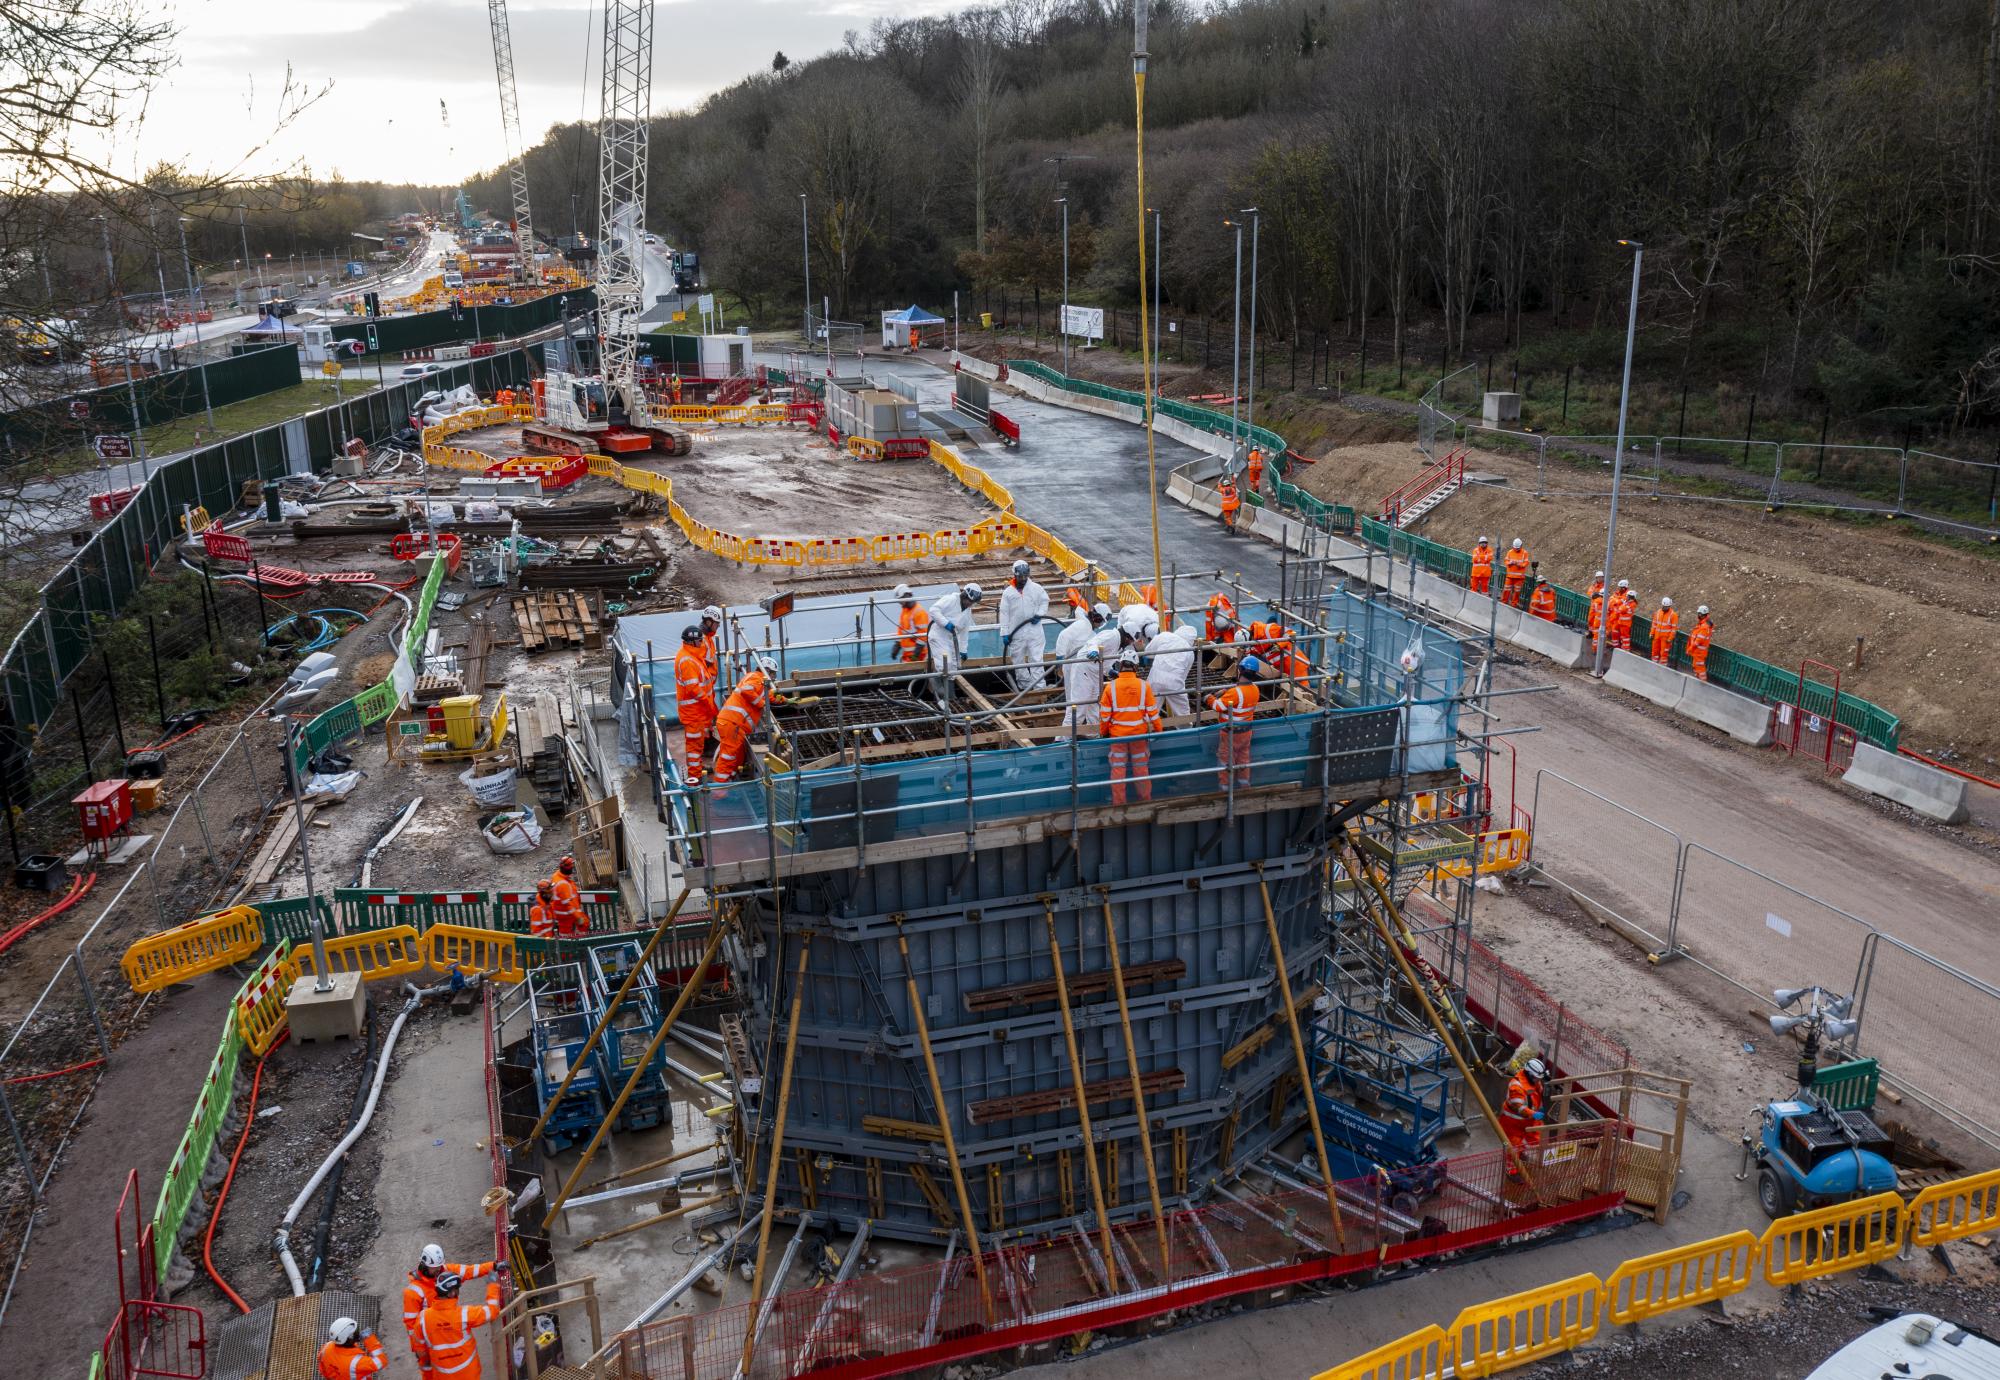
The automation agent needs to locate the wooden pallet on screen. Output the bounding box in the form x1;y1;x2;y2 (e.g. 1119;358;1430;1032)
511;590;602;652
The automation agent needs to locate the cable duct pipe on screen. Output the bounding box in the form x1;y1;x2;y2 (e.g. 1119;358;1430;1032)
273;975;467;1294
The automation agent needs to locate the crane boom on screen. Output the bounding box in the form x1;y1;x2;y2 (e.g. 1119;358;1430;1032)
486;0;537;282
596;0;652;413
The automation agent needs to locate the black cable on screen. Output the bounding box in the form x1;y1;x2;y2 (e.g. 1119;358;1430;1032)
306;1010;379;1291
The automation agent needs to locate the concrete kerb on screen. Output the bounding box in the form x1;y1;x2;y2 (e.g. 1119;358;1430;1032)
1674;675;1777;748
1842;743;1972;823
1510;616;1592;670
1603;648;1687;714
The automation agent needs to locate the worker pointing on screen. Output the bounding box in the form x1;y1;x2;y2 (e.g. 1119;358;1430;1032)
1501;538;1531;606
1687;605;1715;681
1469;537;1494;595
403;1244;500;1380
926;583;984;679
1100;648;1160;805
998;559;1050;691
710;656;782;785
674;623;717;785
892;583;929;663
417;1272;503;1380
320;1319;386;1380
1650;596;1679;664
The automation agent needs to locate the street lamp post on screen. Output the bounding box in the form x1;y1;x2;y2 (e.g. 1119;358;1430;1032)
799;193;811;345
97;216;149;491
1225;218;1243;456
176;215;215;428
1241;206;1260;436
1056;196;1070;375
1592;239;1645;678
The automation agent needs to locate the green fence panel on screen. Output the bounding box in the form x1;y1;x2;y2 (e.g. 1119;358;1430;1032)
258;894;332;946
491;889;621;933
1813;1057;1879;1110
353;679;398;726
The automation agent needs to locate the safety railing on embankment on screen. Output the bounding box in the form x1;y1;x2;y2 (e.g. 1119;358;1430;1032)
288;548;448;775
1313;1164;2000;1380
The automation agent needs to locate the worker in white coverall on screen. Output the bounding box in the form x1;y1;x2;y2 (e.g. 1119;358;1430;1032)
1144;622;1196;719
926;583;985;679
997;560;1050;691
1054;601;1115;729
1117;602;1160;646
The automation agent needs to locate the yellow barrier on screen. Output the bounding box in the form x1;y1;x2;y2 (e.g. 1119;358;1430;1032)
234;946;298;1055
425;923;524;985
847;436;885;459
1435;828;1531;880
181;506;212;539
293;924;428;984
1308;1325;1451;1380
1759;1190;1904;1286
1603;1231;1757;1326
121;906;264;994
1448;1272;1603;1378
1907;1165;2000;1247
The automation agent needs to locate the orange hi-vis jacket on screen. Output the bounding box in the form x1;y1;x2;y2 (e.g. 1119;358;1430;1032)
1528;584;1557;621
1503;547;1531;584
1208;681;1261;723
417;1281;502;1380
528;900;554;938
1653;604;1679;642
1470;544;1495;580
403;1261;496;1345
1099;671;1160;737
1687;616;1714;663
1205;593;1237;643
718;669;773;738
548;873;585;935
674;644;715;727
896;603;931;660
319;1337;386;1380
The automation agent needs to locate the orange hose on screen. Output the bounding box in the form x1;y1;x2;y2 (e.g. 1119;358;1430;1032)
203;1030;287;1313
0;872;96;955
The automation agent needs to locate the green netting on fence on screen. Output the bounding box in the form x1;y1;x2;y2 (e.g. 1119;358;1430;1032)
293;549;448;772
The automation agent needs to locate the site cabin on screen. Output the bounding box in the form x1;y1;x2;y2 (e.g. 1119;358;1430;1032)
881;304;946;350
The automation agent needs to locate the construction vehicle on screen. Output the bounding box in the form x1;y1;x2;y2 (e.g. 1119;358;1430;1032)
1748;985;1897;1218
523;0;693;461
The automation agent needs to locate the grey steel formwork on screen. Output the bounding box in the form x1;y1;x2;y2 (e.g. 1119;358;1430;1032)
731;805;1331;1244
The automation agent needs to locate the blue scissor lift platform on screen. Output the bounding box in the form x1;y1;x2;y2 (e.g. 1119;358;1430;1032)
1310;1003;1453;1184
587;939;673;1133
528;961;607;1154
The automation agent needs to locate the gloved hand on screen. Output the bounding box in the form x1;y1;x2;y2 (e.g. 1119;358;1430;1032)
1532;1110;1545;1122
943;621;956;634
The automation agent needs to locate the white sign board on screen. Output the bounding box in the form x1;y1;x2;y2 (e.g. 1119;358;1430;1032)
697;293;716;316
1061;305;1104;341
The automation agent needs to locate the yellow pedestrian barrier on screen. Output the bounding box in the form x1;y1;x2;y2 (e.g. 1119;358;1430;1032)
1603;1230;1757;1326
1759;1190;1904;1286
1906;1166;2000;1248
181;506;212;538
120;906;264;994
235;946;298;1056
425;922;524;985
1448;1272;1603;1378
293;924;428;984
846;436;884;459
1308;1325;1451;1380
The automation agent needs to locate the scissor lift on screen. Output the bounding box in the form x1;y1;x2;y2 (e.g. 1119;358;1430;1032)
586;939;673;1133
1310;1004;1452;1182
527;962;607;1154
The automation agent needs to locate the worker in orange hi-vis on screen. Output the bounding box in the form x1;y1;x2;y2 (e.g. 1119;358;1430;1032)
1218;476;1241;532
892;584;931;662
673;624;717;783
1587;590;1605;646
1527;563;1557;622
1099;649;1161;805
1650;596;1680;664
1501;538;1531;606
710;657;783;785
1498;1057;1549;1183
1585;569;1606;603
670;374;683;406
1207;657;1262;790
1204;592;1238;645
1609;582;1636;651
1469;537;1495;595
548;856;588;936
319;1319;385;1380
417;1273;503;1380
527;882;556;940
1687;606;1715;680
1245;447;1265;493
402;1245;500;1380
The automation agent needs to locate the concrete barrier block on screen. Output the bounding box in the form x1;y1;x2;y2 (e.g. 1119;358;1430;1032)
1409;571;1465;621
1842;742;1970;823
1675;676;1775;747
1457;589;1524;641
1509;615;1591;670
1603;648;1685;712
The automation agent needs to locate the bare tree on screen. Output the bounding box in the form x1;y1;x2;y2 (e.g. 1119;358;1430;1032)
953;12;1008;254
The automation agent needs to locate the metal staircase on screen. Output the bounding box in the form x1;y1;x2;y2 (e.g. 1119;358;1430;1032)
1380;448;1466;530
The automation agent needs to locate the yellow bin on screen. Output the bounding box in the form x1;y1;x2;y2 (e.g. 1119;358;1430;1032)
980;312;993;329
436;694;481;749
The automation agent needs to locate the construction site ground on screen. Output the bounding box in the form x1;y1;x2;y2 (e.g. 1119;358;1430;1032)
15;351;2000;1377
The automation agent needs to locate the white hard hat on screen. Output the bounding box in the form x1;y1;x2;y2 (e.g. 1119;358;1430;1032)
1478;535;1490;545
756;656;777;676
1594;570;1604;579
1011;559;1030;577
1697;605;1709;616
893;583;914;601
1523;1057;1548;1081
702;604;722;623
962;582;984;602
421;1244;445;1271
1616;579;1629;589
1118;648;1140;668
1091;601;1111;620
330;1318;360;1345
1511;538;1522;549
1660;596;1672;607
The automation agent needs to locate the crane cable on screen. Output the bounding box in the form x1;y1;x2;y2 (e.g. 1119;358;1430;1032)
1134;6;1163;602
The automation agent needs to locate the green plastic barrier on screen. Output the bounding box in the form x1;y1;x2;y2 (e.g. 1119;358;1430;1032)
1814;1058;1880;1111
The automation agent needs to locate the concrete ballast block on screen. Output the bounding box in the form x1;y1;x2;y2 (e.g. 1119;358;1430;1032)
1603;648;1686;712
1509;616;1591;670
1675;676;1775;747
286;971;368;1042
1842;742;1971;824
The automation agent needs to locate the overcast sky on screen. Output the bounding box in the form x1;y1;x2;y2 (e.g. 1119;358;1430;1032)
119;0;969;187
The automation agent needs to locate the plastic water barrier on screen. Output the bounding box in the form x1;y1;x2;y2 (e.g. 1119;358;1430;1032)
120;907;263;994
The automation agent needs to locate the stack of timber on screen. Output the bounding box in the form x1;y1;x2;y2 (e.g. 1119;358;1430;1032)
512;590;603;651
512;692;572;809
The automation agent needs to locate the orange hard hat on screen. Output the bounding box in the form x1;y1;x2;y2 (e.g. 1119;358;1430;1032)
536;881;552;897
559;855;577;873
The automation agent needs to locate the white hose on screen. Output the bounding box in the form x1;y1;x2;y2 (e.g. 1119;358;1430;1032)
273;977;461;1294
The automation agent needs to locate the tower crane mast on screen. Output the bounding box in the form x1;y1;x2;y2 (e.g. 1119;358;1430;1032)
485;0;538;282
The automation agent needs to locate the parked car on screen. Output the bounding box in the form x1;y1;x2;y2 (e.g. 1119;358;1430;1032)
398;362;446;382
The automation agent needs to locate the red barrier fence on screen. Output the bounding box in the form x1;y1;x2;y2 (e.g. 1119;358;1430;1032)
389;531;464;574
607;1125;1629;1380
